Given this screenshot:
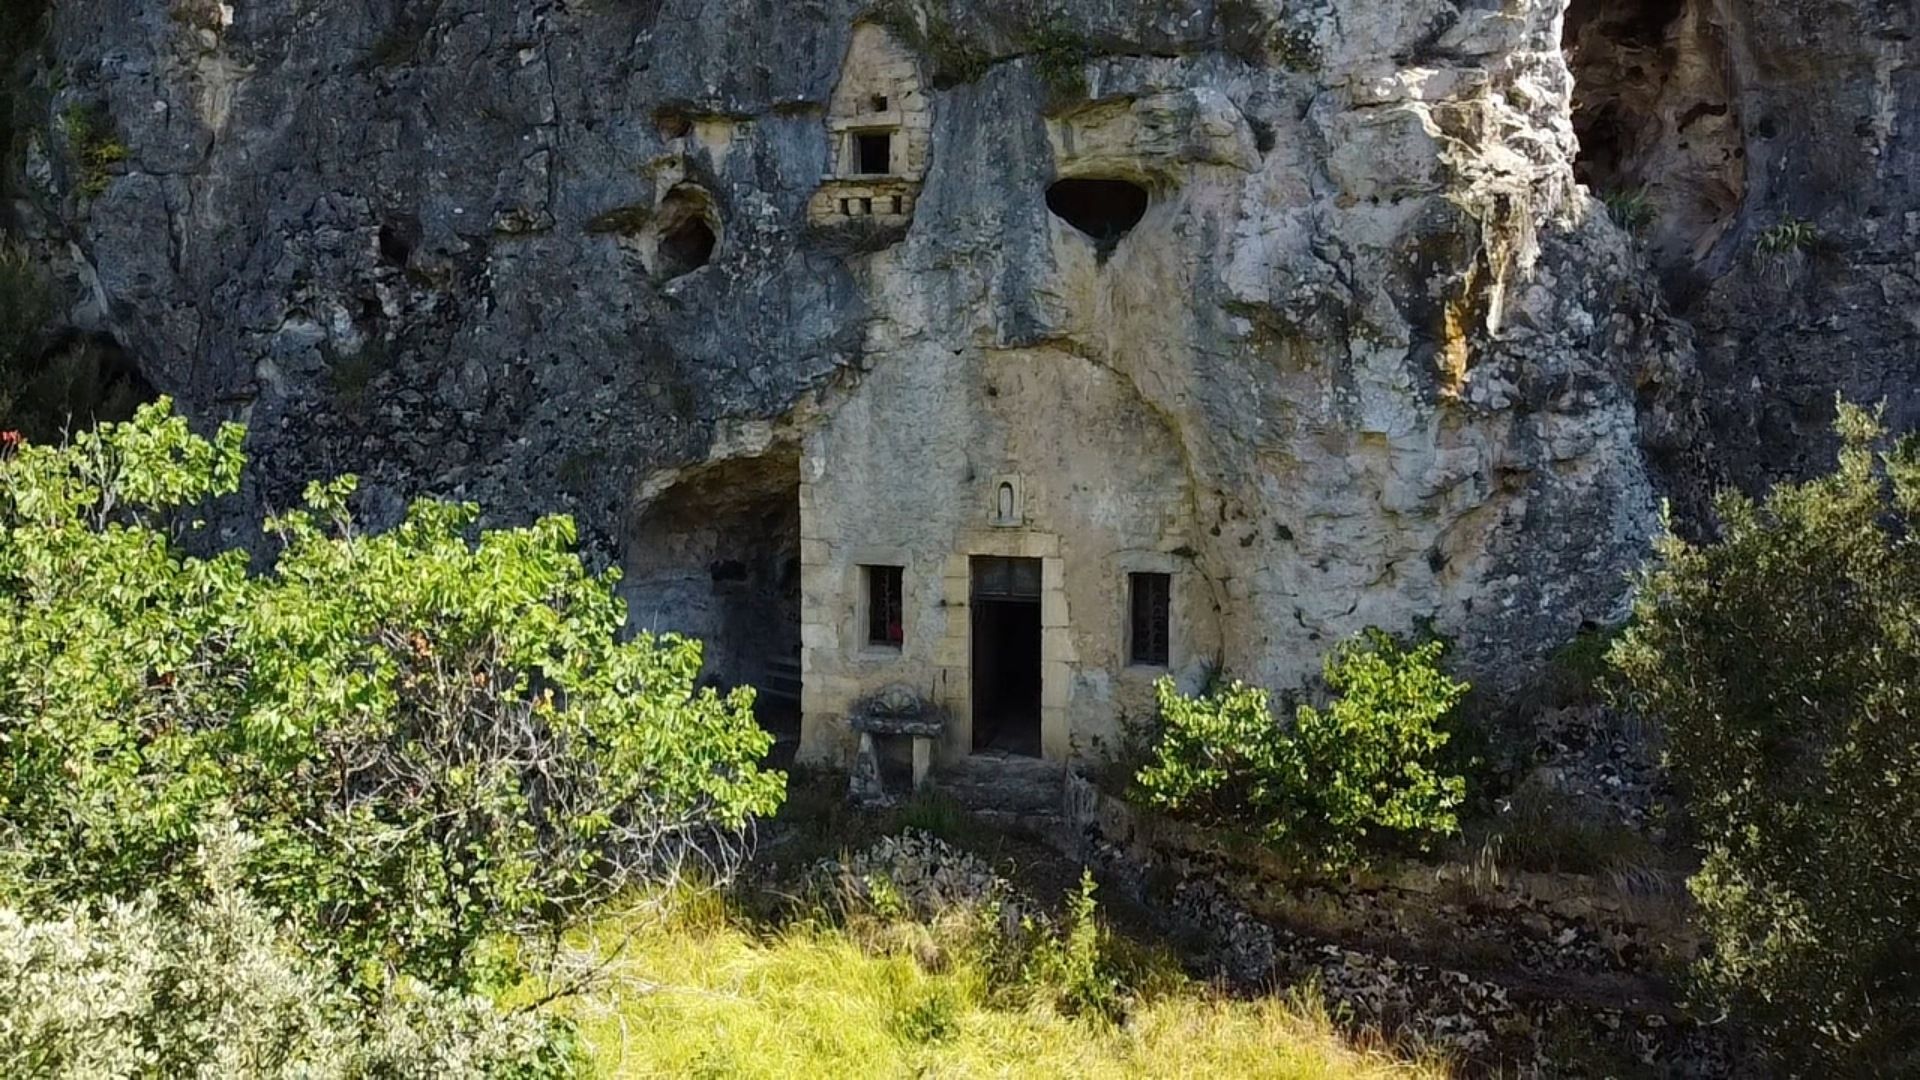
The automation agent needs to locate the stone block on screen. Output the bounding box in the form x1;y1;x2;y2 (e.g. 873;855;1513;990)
801;620;839;651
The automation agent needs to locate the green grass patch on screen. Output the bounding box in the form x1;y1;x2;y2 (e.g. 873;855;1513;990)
540;900;1444;1078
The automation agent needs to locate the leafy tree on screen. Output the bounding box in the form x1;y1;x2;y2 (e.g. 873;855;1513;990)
1136;629;1468;868
0;400;785;990
1610;401;1920;1073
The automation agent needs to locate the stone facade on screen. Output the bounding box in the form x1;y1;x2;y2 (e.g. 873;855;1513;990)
36;0;1920;774
798;343;1221;767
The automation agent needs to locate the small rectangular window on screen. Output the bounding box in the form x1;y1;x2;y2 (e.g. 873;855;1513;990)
856;131;892;175
866;565;904;648
1129;572;1170;667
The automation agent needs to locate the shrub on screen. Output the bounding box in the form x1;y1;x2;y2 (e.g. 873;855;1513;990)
1021;870;1124;1024
1609;400;1920;1072
0;400;785;990
59;104;129;198
0;1;48;162
1136;630;1468;868
0;820;578;1079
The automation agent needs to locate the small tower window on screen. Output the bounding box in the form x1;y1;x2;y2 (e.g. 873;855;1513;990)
870;94;890;113
1128;572;1171;666
865;565;905;648
856;132;893;175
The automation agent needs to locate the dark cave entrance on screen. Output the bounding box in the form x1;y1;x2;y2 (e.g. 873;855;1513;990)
658;217;716;278
1046;178;1150;255
2;333;158;444
971;556;1043;758
1565;0;1685;196
1564;0;1743;274
651;187;720;281
623;451;802;755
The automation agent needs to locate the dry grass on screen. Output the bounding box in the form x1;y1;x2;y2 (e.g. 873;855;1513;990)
539;905;1446;1080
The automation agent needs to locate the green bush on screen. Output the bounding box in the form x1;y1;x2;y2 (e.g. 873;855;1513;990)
1136;630;1468;868
0;821;578;1079
1024;17;1089;99
60;104;128;198
1610;400;1920;1073
0;400;785;991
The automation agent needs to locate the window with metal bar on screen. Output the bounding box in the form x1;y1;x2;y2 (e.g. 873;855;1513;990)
865;565;904;648
1129;572;1170;666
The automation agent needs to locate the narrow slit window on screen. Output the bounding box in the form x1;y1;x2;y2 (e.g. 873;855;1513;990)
866;565;905;648
1129;572;1170;666
856;131;893;175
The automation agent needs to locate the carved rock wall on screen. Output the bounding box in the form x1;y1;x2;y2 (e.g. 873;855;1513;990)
13;0;1705;728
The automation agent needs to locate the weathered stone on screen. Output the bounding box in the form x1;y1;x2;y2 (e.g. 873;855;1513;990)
25;0;1904;777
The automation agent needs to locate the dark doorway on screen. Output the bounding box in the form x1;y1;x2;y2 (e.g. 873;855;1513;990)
971;556;1043;757
856;131;893;175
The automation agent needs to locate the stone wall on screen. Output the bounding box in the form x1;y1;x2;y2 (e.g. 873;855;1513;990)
798;342;1219;766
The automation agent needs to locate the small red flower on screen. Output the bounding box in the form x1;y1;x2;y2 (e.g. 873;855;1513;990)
0;431;19;458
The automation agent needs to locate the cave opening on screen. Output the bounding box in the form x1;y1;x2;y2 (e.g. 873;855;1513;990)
651;187;719;280
2;333;158;444
622;451;803;757
1046;178;1150;255
658;217;716;277
1564;0;1743;276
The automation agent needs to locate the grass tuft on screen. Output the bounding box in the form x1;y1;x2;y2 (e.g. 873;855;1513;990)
1755;216;1818;257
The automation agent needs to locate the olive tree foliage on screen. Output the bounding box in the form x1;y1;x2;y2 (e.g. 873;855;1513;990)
1610;401;1920;1073
0;400;786;993
1136;630;1468;868
1;821;576;1080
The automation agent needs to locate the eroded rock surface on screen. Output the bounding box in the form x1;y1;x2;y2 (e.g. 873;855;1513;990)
5;0;1810;725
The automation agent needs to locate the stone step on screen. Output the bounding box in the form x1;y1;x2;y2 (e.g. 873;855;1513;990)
933;752;1068;818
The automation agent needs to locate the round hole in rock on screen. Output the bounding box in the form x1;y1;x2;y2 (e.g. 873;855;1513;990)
649;186;721;279
658;216;716;278
1046;178;1150;253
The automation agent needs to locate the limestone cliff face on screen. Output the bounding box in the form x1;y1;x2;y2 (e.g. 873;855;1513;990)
16;0;1702;716
1565;0;1920;506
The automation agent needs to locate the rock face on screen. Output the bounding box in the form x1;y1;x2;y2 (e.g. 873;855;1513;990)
16;0;1705;767
1563;0;1920;506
